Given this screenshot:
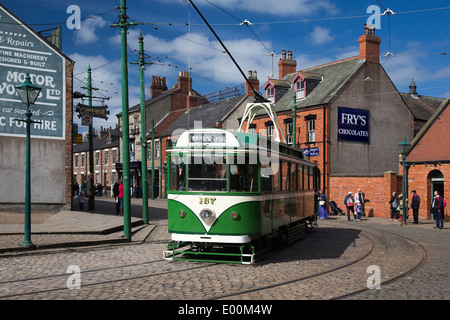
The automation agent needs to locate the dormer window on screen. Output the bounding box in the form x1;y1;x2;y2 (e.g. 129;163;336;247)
266;86;274;103
295;80;305;99
293;73;306;99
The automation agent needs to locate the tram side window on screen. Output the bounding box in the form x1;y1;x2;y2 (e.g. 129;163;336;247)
170;155;186;191
281;161;290;191
229;155;258;192
272;162;280;191
260;162;272;192
188;155;227;192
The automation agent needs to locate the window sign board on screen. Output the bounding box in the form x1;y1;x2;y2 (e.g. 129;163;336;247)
337;107;370;143
0;6;65;139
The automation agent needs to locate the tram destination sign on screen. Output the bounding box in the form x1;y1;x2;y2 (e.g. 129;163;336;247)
0;5;65;139
337;107;370;143
190;133;226;144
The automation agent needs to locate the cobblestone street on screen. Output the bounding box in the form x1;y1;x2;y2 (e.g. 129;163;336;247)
0;211;448;303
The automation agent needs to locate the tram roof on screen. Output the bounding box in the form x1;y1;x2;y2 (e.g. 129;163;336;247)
169;128;308;161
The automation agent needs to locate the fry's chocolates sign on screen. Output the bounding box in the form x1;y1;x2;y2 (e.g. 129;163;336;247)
337;107;370;143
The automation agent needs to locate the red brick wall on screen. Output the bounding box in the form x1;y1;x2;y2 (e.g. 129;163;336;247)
406;163;450;221
330;172;399;218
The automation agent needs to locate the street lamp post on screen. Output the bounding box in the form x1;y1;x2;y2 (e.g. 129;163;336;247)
398;137;411;226
15;72;42;249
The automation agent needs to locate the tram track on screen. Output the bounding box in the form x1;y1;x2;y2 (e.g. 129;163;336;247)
0;222;428;300
209;222;428;300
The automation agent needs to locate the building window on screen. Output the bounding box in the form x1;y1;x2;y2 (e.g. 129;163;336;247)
307;119;315;142
95;151;100;166
130;141;135;160
295;80;305;99
133;116;139;134
75;154;78;168
286;122;293;145
113;149;117;164
266;87;274;103
105;150;109;165
81;153;85;168
267;125;274;140
155;140;160;158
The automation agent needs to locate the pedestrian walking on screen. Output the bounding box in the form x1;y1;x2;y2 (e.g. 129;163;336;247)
78;191;85;211
397;193;409;223
318;191;329;219
387;192;399;221
432;191;445;230
355;200;362;221
118;179;124;216
355;189;365;216
113;180;120;214
86;173;95;213
344;192;355;221
411;190;420;224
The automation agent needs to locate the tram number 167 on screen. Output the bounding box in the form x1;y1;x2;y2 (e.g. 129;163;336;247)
199;197;216;205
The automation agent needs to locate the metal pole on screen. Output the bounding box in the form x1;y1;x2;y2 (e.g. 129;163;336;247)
401;155;406;226
21;106;35;249
292;94;296;148
87;65;95;211
138;33;148;224
151;119;155;200
110;0;138;240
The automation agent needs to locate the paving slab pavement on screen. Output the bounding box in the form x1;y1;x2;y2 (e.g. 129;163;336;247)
0;197;167;254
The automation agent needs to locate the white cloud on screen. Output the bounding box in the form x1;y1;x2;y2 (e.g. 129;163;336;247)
309;26;334;46
158;0;338;17
73;16;107;45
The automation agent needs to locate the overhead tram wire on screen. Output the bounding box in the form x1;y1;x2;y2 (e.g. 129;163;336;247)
185;0;265;101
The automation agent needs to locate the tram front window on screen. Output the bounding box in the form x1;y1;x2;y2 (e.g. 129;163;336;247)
188;155;227;192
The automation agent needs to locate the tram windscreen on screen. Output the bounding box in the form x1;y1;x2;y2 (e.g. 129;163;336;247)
188;155;227;191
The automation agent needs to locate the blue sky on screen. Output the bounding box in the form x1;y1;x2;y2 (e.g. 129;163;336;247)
2;0;450;133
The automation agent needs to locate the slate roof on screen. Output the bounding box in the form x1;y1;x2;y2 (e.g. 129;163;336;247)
271;57;364;112
406;99;450;162
73;128;120;153
160;95;247;137
400;93;446;121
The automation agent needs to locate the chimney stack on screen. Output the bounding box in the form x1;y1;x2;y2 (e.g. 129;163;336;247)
358;24;381;64
178;71;192;95
278;50;297;80
246;70;260;97
150;75;168;98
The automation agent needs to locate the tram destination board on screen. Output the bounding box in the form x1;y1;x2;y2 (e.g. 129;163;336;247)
190;132;226;144
0;5;65;139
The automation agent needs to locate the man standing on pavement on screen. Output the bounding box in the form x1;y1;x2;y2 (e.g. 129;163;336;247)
432;191;445;230
411;190;420;224
86;173;95;213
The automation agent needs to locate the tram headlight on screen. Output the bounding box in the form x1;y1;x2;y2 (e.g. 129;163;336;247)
199;208;215;222
179;210;186;218
231;211;240;220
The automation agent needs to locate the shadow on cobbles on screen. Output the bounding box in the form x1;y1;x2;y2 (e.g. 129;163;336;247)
262;226;363;264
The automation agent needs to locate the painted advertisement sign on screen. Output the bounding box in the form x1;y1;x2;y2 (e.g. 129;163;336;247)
337;107;370;143
0;6;65;139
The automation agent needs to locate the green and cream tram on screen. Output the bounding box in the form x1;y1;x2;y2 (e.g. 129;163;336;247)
164;128;319;264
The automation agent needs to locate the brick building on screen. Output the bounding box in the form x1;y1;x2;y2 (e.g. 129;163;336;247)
241;24;444;218
402;99;450;222
116;71;205;197
72;128;120;195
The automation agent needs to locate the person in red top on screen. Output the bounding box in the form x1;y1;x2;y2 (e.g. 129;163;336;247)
118;180;124;216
